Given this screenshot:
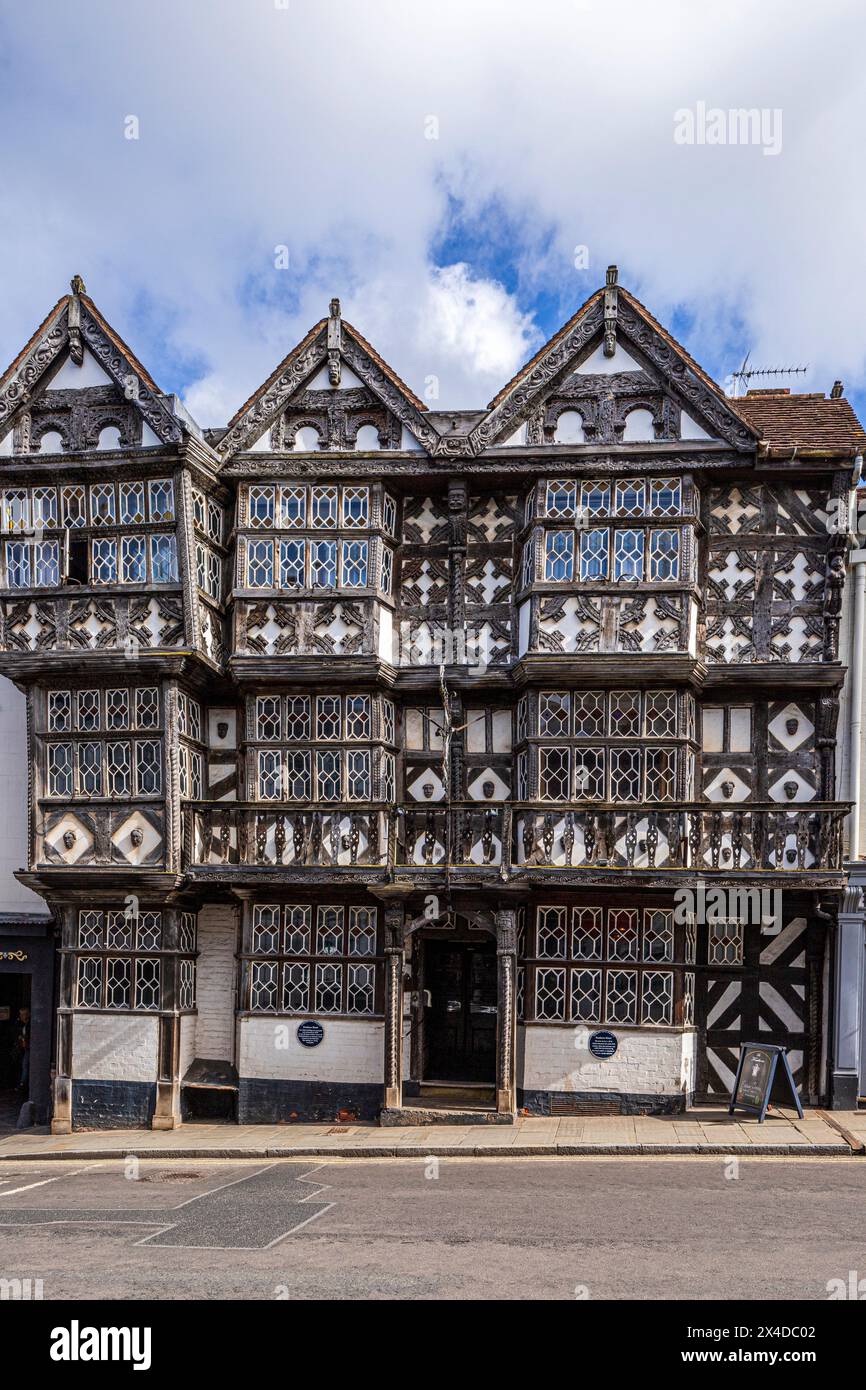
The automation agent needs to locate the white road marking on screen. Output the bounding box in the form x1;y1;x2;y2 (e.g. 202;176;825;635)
0;1163;101;1198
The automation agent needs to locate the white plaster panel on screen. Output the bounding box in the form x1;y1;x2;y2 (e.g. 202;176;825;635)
520;1024;691;1095
179;1014;197;1081
377;603;393;661
194;904;238;1062
576;342;642;374
239;1017;384;1083
48;348;114;389
72;1014;159;1082
0;678;44;910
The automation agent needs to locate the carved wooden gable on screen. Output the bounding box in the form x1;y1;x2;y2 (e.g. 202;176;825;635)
218;298;438;459
0;279;182;455
476;269;757;454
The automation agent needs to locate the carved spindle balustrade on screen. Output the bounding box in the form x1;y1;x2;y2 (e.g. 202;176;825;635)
511;803;849;874
181;801;848;875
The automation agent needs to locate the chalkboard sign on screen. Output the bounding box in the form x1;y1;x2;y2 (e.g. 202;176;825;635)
297;1020;324;1048
588;1030;618;1059
729;1042;803;1122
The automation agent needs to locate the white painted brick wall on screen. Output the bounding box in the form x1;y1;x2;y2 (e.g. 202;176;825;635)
681;1029;697;1093
194;905;238;1062
178;1014;197;1081
520;1024;691;1095
239;1017;384;1083
72;1014;159;1082
0;677;45;912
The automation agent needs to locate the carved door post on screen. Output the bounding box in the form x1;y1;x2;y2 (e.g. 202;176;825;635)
383;903;405;1111
495;906;518;1116
51;906;76;1134
152;909;181;1130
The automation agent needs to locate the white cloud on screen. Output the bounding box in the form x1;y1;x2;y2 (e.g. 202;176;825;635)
0;0;864;422
421;264;541;394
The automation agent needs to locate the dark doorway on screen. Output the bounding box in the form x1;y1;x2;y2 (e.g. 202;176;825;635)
423;939;497;1084
0;974;31;1129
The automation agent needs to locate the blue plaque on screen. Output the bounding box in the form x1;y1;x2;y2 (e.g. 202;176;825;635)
297;1020;324;1048
588;1030;618;1059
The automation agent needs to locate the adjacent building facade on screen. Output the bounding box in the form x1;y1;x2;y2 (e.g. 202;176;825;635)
0;270;861;1130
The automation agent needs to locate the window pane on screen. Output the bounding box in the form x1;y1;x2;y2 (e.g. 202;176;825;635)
341;539;368;587
285;749;311;798
311;487;338;528
649;529;679;581
539;747;570;800
544;530;574;581
35;541;59;585
148;480;175;523
48;742;73;795
279;538;305;587
91;537;117;584
279;486;307;528
90;483;116;526
5;542;30;587
256;696;282;741
310;540;337;587
615;480;644;516
545;480;576;518
581;481;609;515
121;535;146;583
651;479;681;516
246;539;273;588
579;528;609;580
136;740;162;795
78;743;103;795
258;750;282;800
613;528;644;580
342;487;369;527
150;534;178;583
119;482;145;524
248;485;274;528
540;692;570;737
316;750;341;800
107;742;132;796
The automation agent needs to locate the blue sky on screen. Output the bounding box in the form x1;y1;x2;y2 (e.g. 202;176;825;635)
1;0;864;427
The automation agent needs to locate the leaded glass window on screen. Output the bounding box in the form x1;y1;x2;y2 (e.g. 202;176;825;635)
148;480;175;523
649;529;679;580
580;528;609;580
544;529;574;581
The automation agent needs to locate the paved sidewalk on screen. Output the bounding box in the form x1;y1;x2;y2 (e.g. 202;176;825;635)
0;1106;861;1158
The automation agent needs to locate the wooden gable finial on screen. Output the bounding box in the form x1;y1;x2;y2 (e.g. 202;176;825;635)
327;297;342;386
68;275;86;364
603;264;618;357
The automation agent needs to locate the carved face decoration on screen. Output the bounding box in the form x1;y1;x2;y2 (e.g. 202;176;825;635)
422;783;434;800
783;781;798;801
217;721;229;740
786;718;799;737
720;780;734;800
130;827;144;848
482;780;495;800
62;829;76;849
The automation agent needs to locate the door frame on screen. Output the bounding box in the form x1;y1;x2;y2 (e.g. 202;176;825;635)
420;934;497;1086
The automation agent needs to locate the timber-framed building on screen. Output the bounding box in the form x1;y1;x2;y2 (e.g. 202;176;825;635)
0;269;862;1131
